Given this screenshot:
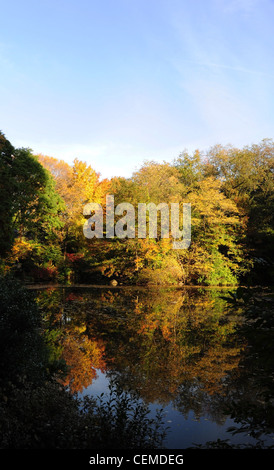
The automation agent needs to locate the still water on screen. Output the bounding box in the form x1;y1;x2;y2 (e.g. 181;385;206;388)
35;285;274;449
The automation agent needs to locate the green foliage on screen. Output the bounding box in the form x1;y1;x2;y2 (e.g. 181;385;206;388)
32;168;65;241
173;149;203;190
0;131;17;255
0;135;66;283
203;251;238;286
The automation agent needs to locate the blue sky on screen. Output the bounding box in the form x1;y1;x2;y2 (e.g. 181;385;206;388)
1;0;274;178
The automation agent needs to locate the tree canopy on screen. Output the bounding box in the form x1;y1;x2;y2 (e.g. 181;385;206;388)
0;131;273;286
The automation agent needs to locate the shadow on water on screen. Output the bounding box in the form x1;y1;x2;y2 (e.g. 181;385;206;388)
34;284;274;449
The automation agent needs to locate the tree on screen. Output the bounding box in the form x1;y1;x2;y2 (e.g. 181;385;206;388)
180;176;246;285
174;149;204;191
131;160;185;204
38;155;110;254
0;131;16;256
0;133;64;261
205;140;274;283
205;140;274;198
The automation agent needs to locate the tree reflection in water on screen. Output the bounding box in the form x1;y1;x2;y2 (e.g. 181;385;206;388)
36;285;274;448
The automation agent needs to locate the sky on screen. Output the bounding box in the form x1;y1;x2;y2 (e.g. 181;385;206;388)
1;0;274;179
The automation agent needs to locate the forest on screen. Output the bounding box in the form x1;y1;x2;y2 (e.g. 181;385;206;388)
1;130;274;450
0;130;273;287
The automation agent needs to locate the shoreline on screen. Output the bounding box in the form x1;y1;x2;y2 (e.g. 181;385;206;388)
24;283;262;290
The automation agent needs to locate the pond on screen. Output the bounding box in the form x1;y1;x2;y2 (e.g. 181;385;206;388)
34;285;274;449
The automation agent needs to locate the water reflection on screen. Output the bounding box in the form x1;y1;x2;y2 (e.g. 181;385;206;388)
35;285;274;448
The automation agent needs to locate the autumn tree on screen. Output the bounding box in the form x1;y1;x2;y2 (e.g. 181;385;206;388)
131;160;185;204
205;140;274;283
178;176;246;285
104;162;185;285
38;154;110;255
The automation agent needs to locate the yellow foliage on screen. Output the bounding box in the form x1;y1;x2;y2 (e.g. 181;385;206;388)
187;176;240;226
7;238;34;265
38;154;110;237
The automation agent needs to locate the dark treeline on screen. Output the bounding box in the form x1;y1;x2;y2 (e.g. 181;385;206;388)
1;130;273;286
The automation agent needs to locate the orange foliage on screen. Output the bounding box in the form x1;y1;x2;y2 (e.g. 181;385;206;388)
60;325;106;393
